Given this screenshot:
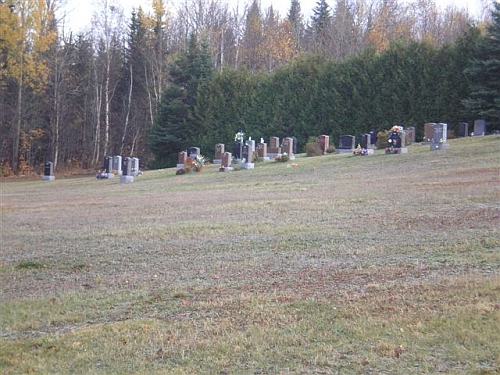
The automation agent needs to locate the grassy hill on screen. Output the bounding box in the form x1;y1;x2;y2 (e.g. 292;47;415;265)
1;136;499;374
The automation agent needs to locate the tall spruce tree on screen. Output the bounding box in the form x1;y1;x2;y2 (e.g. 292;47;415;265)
148;33;213;167
462;2;500;129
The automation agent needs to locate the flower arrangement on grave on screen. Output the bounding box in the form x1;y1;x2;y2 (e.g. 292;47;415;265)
353;144;368;156
193;154;207;172
385;125;405;154
275;152;289;162
234;130;245;142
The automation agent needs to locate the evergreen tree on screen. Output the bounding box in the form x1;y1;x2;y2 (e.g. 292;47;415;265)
287;0;304;52
307;0;332;56
149;32;213;167
462;2;500;129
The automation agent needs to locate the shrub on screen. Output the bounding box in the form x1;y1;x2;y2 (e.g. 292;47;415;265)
376;130;389;149
306;142;323;157
326;145;336;154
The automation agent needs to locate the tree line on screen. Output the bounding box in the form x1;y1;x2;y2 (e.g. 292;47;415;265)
0;0;497;174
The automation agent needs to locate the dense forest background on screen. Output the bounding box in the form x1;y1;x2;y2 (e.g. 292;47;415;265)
1;0;499;173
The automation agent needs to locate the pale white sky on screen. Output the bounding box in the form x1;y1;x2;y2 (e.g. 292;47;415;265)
60;0;486;34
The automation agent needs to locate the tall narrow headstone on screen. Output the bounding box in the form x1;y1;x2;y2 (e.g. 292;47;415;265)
113;155;122;175
120;157;134;183
424;123;435;142
457;122;469;137
214;143;224;164
316;135;330;155
473;119;486;136
42;161;55;181
104;156;114;178
233;141;242;159
282;137;294;158
131;158;139;176
268;137;280;157
360;134;370;149
257;142;269;161
406;127;416;145
177;151;187;168
221;152;232;168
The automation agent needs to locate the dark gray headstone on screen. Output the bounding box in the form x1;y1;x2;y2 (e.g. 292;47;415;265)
42;161;55;181
388;131;402;148
339;135;355;150
457;122;469;137
233;141;242;159
104;156;113;173
360;134;370;149
473;119;486;136
241;144;249;162
122;157;132;176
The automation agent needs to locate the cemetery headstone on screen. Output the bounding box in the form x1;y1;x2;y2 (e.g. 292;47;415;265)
282;137;295;160
220;152;233;171
177;151;187;168
369;130;378;146
473;119;486;136
385;126;408;154
268;136;281;158
187;146;200;158
113;155;122;175
457;122;469;137
120;157;134;183
131;157;140;176
257;142;269;162
316;135;330;155
104;156;114;178
360;134;370;149
233;141;242;159
406;126;416;145
292;136;298;154
430;123;449;150
338;135;355;153
42;161;55;181
424;123;436;143
245;139;256;154
214;143;224;165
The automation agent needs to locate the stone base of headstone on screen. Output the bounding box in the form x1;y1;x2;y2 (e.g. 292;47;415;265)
367;149;375;155
213;159;222;165
268;153;279;160
120;175;134;183
338;149;354;154
42;175;55;181
240;162;255;170
105;173;115;178
258;157;270;162
176;163;185;169
288;154;296;161
430;143;450;150
220;166;233;172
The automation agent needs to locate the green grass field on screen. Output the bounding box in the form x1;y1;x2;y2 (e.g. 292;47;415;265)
1;136;499;374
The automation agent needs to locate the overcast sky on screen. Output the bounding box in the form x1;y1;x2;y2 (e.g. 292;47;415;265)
60;0;486;34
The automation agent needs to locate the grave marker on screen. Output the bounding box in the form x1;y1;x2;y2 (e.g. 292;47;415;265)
282;137;295;160
113;155;122;175
42;161;55;181
316;135;329;155
177;151;187;168
120;157;134;183
430;123;450;150
104;156;114;178
220;152;233;171
457;122;469;137
257;142;269;162
131;157;140;176
268;136;281;158
473;119;486;136
338;135;355;153
214;143;224;165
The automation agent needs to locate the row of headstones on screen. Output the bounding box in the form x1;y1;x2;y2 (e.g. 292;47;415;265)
102;156;140;180
177;136;305;171
42;156;140;182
